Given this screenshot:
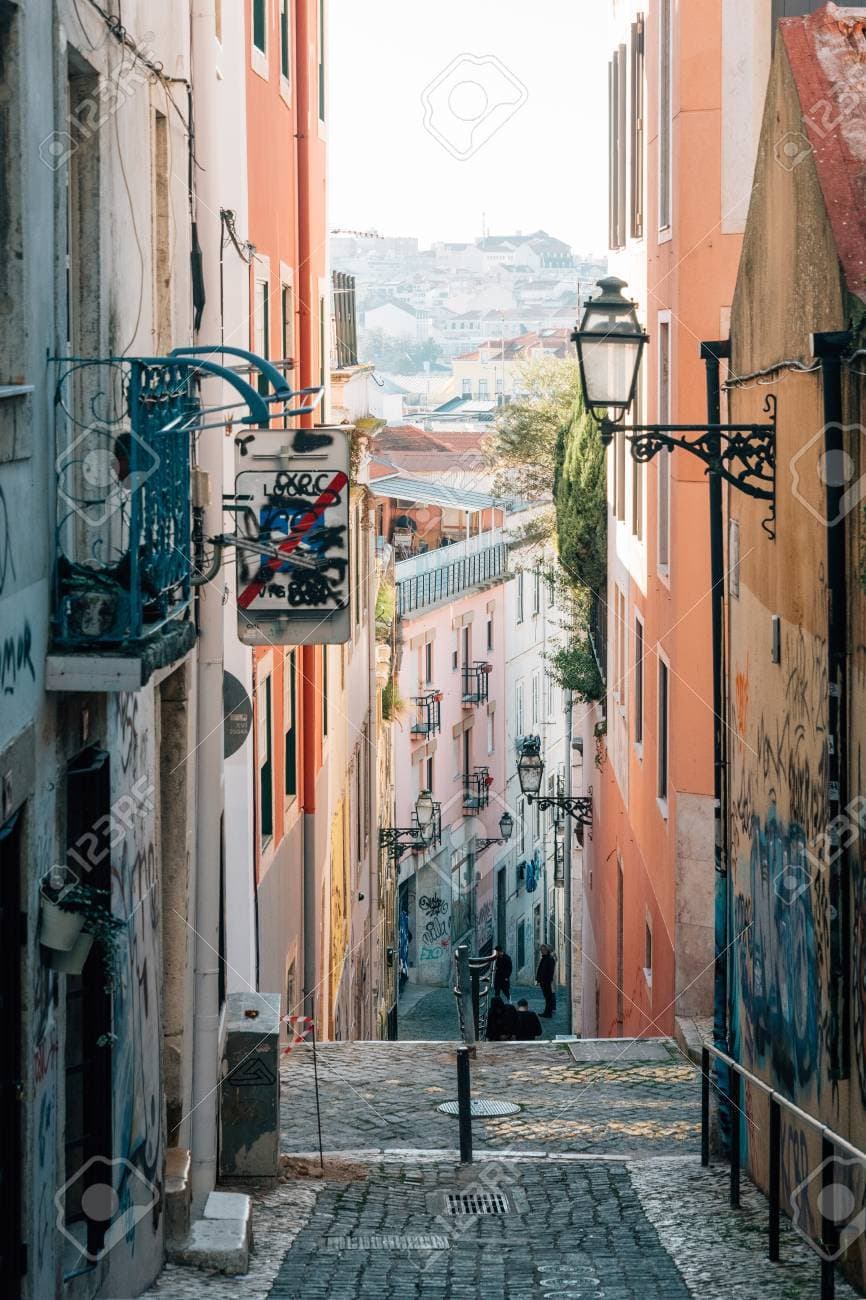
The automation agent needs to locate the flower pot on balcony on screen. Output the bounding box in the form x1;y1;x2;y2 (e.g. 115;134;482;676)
40;898;86;952
49;931;95;975
480;663;492;674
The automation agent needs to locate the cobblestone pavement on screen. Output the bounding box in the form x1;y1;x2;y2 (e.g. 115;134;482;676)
280;1039;699;1158
398;982;570;1042
142;1039;865;1299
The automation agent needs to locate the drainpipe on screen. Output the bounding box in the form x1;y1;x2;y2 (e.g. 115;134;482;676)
700;341;730;1078
296;0;318;1021
811;330;852;1081
564;689;573;1035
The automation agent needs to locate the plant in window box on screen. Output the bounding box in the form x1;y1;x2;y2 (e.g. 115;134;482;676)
480;663;492;674
48;882;126;986
432;691;444;702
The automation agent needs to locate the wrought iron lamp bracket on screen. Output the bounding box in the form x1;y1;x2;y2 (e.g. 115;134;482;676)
475;837;505;852
601;393;777;537
526;791;594;828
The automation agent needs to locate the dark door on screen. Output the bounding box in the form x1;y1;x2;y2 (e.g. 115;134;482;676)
64;748;113;1265
496;867;506;948
0;808;23;1296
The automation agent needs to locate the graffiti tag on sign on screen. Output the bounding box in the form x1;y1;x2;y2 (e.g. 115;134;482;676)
234;429;352;645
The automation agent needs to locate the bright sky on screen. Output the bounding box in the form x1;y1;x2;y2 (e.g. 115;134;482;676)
328;0;610;256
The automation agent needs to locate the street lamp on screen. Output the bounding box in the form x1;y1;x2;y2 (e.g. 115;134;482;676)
515;736;592;829
572;277;777;534
379;790;440;861
571;276;648;422
474;810;515;854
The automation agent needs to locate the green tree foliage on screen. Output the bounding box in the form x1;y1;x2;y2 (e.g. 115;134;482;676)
553;395;606;597
361;329;443;373
487;356;583;502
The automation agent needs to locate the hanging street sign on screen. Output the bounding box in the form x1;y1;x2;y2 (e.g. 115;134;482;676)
233;426;352;645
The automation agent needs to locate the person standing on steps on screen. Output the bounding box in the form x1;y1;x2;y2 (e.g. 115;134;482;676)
536;944;557;1018
492;944;512;1000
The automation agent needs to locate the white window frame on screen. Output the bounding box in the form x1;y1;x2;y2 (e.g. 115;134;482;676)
656;312;672;583
252;0;269;80
658;0;673;238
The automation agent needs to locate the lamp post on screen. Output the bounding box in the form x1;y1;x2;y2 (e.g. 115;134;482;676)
572;277;777;535
379;790;440;862
474;810;515;854
516;736;592;829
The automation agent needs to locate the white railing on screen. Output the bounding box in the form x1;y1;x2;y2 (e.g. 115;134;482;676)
395;529;505;581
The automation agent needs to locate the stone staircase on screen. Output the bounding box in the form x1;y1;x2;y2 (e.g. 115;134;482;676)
164;1147;252;1276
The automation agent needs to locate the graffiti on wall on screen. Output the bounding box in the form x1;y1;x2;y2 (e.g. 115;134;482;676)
110;691;163;1252
418;892;449;961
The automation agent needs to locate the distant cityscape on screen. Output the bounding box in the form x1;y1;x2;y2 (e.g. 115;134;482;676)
331;228;607;425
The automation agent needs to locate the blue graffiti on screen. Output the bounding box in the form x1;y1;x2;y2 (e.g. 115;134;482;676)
732;806;819;1099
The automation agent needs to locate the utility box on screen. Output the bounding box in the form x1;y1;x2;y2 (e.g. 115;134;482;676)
219;992;281;1178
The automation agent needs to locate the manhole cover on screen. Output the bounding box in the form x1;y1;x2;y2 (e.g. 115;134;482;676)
436;1098;521;1117
444;1190;509;1216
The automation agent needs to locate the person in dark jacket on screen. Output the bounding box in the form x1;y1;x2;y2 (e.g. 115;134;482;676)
492;945;512;999
514;999;543;1040
486;994;518;1041
536;945;557;1017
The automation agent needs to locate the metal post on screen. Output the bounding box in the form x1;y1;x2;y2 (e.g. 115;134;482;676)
821;1136;836;1300
310;1009;325;1174
564;689;574;1034
769;1097;781;1261
470;963;481;1038
455;945;476;1047
456;1046;473;1163
729;1064;740;1208
700;1046;710;1167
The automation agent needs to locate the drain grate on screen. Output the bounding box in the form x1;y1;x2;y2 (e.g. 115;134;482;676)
437;1098;521;1117
444;1189;509;1216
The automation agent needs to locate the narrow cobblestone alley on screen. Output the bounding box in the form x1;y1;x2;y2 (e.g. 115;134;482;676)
143;1038;864;1299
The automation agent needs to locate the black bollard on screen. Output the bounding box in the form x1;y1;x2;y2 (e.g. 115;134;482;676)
457;1045;472;1163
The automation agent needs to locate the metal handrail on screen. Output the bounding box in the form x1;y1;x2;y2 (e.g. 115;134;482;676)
700;1041;866;1298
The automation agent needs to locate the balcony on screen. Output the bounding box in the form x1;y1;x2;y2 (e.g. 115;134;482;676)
396;532;507;617
461;661;491;706
410;690;442;738
463;767;491;812
331;271;359;369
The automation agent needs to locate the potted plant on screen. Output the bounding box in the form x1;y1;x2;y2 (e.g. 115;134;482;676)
39;866;86;952
49;882;126;988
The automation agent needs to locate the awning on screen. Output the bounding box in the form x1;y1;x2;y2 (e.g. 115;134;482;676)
371;474;497;512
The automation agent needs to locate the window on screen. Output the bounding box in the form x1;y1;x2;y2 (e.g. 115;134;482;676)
517;921;526;970
634;616;644;747
486;617;493;652
462;728;471;779
613;585;626;710
516;571;525;622
515;681;525;738
423;753;434;793
729;519;741;599
659;0;672;231
478;378;489;399
531;672;540;724
462;378;471;397
259;675;274;842
487;713;495;754
451;632;459;671
281;282;294;361
533;568;541;615
657;657;669;803
519;800;526;854
254;278;270;395
657;318;671;572
614;427;626;521
253;0;267;54
280;0;290;80
630;16;645;239
318;0;326;121
644;915;653;985
608;44;627;249
425;640;433;684
285;649;297;797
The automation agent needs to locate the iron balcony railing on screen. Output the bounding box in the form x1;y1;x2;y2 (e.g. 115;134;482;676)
461;661;491;706
462;767;491;811
589;589;608;685
396;542;507;616
331;270;359;369
411;691;442;737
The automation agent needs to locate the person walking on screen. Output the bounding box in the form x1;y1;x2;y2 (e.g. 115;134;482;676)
536;944;557;1018
514;999;543;1040
492;945;512;999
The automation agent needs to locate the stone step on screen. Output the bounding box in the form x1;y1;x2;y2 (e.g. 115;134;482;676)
166;1189;252;1276
164;1147;191;1245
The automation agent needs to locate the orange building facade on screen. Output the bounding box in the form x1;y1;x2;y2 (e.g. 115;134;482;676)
582;0;773;1039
